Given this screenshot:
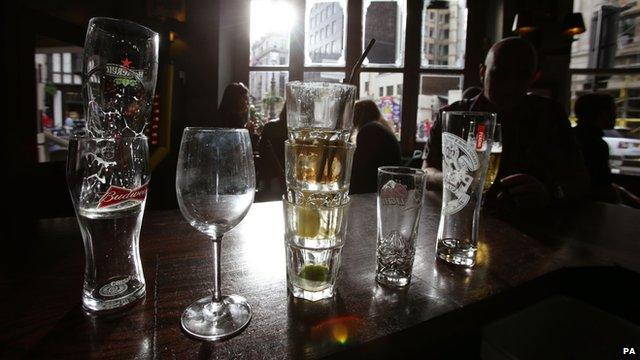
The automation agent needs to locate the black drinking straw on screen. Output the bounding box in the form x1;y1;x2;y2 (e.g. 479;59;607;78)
345;38;376;85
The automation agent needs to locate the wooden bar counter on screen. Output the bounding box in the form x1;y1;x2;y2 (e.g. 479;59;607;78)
1;193;639;359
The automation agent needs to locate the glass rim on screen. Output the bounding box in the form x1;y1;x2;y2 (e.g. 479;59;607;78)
441;111;497;118
89;17;158;38
281;195;352;209
183;127;250;133
284;140;356;150
71;135;149;142
378;166;426;177
286;81;357;92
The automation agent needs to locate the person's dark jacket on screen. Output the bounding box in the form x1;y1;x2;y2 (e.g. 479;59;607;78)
572;124;618;203
350;122;401;194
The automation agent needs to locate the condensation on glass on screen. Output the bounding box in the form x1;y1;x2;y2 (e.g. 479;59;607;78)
359;72;403;140
416;74;463;142
421;0;467;69
249;71;289;123
305;0;346;66
249;0;294;66
362;0;406;67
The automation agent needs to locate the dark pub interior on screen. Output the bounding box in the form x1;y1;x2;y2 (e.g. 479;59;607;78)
2;0;640;358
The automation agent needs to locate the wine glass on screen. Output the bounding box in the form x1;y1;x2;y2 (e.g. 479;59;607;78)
176;128;256;341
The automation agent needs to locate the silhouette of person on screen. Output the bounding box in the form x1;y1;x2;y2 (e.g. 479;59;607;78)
350;100;401;194
216;82;258;148
573;93;619;203
216;82;250;129
423;37;589;215
257;108;287;200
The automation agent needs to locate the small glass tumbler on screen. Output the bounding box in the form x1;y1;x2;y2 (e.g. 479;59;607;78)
376;167;426;287
436;111;496;267
284;198;351;301
284;140;355;206
285;82;357;142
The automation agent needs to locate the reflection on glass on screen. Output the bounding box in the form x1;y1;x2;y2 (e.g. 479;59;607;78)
416;74;463;142
34;37;85;163
359;72;403;139
304;72;344;83
305;0;346;66
570;1;640;69
421;0;467;68
250;0;294;66
249;71;289;125
363;0;406;67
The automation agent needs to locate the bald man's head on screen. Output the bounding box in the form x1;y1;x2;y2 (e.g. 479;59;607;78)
481;37;538;109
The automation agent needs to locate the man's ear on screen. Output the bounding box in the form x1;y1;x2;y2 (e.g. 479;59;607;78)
479;64;486;83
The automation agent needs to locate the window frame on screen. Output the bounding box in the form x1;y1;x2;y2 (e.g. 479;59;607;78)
247;0;473;155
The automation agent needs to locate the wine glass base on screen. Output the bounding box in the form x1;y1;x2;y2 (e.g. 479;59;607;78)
181;294;252;341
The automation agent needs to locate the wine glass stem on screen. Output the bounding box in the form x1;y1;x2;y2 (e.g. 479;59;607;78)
211;237;223;303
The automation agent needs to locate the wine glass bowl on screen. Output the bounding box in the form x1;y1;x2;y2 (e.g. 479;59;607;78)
175;127;256;341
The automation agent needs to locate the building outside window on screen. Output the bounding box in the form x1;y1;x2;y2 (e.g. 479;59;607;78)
570;0;640;176
249;0;470;150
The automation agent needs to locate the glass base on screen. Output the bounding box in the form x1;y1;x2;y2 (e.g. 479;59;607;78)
376;270;411;287
82;277;146;312
290;284;335;302
181;295;252;341
437;239;477;267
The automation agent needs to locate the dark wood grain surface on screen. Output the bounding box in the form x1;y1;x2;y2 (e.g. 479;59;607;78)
1;192;639;359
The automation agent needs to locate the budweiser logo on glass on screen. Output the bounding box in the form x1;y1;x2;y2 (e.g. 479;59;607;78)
67;136;151;312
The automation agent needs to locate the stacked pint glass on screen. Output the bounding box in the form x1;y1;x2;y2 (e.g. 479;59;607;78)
66;18;159;312
283;82;357;301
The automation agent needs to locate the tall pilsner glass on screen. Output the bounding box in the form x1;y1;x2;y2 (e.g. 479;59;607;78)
176;128;256;341
67;136;150;312
436;111;496;267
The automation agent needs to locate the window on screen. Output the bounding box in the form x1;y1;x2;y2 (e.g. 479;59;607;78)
306;1;346;66
422;1;467;69
250;71;288;120
247;0;471;151
34;38;84;163
362;73;404;139
249;1;294;125
363;0;406;66
249;0;292;66
386;85;394;96
570;1;640;177
417;74;463;141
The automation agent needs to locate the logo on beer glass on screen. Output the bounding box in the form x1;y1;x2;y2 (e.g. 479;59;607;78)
380;180;408;206
442;132;479;215
105;57;144;87
98;182;149;208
